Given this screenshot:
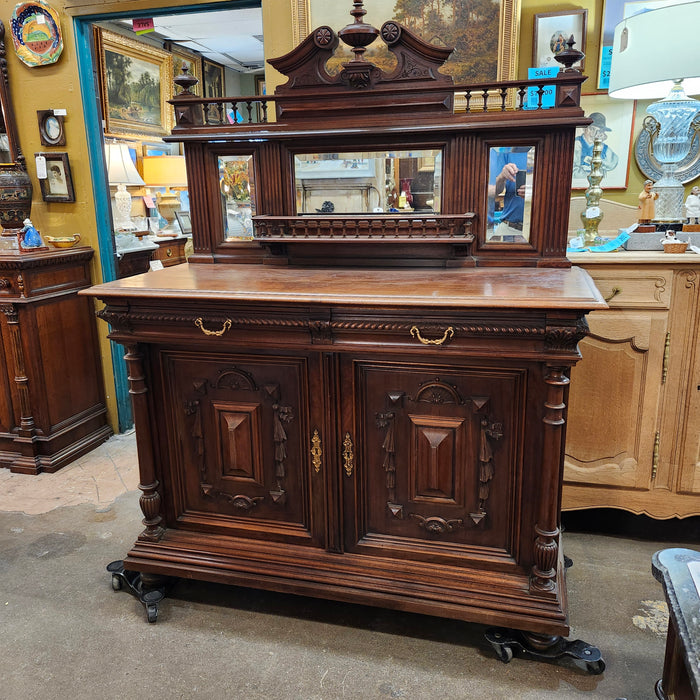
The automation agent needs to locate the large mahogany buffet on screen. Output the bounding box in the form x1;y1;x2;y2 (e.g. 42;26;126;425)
87;5;607;670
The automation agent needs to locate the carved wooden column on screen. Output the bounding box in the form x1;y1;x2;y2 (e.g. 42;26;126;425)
1;302;36;437
123;342;164;542
531;363;569;593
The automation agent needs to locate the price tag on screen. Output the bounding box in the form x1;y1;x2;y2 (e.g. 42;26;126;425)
143;195;155;209
149;260;164;271
35;155;47;179
585;206;601;218
36;13;46;24
53;108;67;116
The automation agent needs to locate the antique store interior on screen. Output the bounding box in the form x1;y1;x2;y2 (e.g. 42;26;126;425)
0;0;699;698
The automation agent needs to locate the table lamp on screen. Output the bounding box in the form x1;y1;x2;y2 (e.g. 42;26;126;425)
141;155;188;233
105;141;145;231
608;2;700;223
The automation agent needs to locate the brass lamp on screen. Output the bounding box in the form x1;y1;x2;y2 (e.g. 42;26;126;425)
105;141;145;231
141;155;188;233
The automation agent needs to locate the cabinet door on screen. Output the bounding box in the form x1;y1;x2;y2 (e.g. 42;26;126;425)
564;309;667;490
342;358;523;567
160;350;324;548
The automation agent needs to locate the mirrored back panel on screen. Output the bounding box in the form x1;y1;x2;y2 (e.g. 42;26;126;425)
486;146;536;244
294;150;442;215
219;154;256;241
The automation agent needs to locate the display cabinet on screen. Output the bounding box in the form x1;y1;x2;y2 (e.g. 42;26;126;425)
564;253;700;519
0;247;112;473
87;3;607;671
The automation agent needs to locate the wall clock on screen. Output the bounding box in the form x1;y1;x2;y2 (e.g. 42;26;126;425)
37;110;65;147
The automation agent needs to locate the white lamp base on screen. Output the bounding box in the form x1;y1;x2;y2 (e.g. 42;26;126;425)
113;184;136;231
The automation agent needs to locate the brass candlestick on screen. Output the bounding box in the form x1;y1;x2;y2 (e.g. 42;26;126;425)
580;139;604;246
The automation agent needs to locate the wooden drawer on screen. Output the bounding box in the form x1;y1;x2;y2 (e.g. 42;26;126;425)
586;269;672;309
151;237;186;267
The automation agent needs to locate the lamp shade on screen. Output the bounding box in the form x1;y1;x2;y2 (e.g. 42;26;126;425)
142;155;188;188
105;142;144;186
609;2;700;99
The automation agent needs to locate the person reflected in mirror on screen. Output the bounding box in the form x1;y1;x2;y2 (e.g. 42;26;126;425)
573;112;620;180
638;179;658;224
488;147;531;240
684;185;700;224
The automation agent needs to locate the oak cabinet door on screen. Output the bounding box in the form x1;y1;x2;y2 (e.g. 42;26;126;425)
159;350;324;548
342;358;524;567
564;309;668;490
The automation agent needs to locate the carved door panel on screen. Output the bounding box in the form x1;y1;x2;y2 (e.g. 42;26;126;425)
161;350;323;547
564;310;668;490
342;358;523;566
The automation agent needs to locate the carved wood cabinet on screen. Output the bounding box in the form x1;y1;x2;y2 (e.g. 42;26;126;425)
0;248;111;473
86;6;607;664
564;253;700;519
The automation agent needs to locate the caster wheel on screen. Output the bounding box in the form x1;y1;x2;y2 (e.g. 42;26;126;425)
111;574;122;591
496;645;514;663
146;604;158;623
586;659;605;675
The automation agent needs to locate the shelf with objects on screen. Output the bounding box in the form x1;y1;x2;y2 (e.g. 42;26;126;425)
84;2;607;672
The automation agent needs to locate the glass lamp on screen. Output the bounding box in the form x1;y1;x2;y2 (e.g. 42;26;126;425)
105;142;145;231
609;3;700;223
141;155;188;233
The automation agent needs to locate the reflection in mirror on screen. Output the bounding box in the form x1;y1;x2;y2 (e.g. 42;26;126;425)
219;155;255;240
294;150;442;214
486;146;535;243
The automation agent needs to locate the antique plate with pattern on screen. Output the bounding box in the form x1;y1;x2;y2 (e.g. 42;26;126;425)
10;0;63;67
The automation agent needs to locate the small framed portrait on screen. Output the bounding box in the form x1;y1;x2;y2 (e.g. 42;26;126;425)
175;210;192;235
37;110;66;147
533;9;587;71
36;152;75;202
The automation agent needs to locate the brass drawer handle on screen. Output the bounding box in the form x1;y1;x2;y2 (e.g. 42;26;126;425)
195;317;232;336
604;286;621;302
410;325;454;346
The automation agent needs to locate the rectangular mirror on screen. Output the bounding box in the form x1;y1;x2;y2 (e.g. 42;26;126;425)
486;146;536;243
294;149;442;215
219;155;255;240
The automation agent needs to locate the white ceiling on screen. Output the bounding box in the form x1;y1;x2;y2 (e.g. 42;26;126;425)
120;7;265;73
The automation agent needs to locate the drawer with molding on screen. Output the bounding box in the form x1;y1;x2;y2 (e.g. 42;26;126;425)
151;236;187;267
585;268;673;309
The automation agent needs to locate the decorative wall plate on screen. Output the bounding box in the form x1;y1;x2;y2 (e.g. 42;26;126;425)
635;114;700;185
11;0;63;67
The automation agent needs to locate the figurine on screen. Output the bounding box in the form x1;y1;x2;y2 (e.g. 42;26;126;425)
638;179;658;224
21;218;44;248
684;185;700;224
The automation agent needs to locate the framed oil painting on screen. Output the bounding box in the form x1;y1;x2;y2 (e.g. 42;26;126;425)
533;9;586;71
202;58;225;98
572;94;636;190
294;0;521;83
95;28;173;138
597;0;689;90
36;151;75;202
169;43;202;96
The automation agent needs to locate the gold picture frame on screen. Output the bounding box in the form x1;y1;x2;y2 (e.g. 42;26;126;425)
95;28;173;138
292;0;520;82
169;42;202;97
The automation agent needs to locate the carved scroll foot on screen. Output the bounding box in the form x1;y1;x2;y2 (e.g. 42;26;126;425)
106;560;171;623
484;627;605;675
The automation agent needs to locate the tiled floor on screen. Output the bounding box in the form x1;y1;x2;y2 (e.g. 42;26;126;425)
0;431;139;514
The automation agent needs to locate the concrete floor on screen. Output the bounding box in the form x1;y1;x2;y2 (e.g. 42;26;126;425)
0;431;695;700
